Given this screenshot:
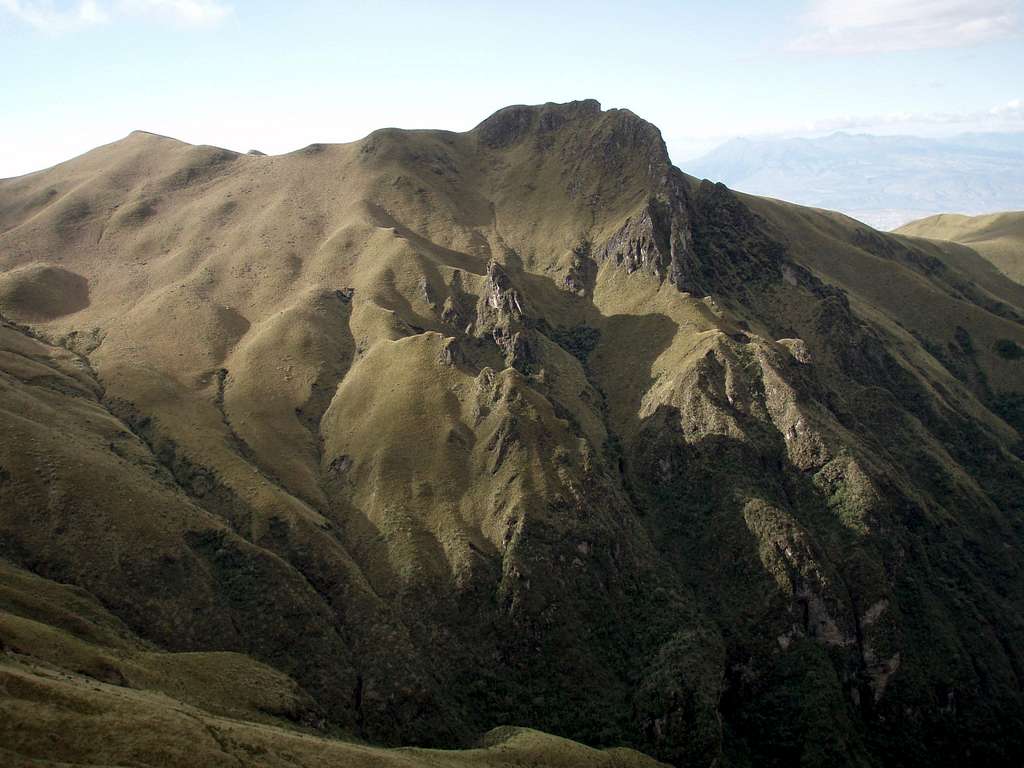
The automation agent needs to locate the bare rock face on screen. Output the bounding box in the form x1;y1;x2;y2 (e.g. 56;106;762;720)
562;241;596;296
777;337;812;364
1;100;1023;768
481;260;526;320
475;260;536;371
597;197;679;281
595;172;785;299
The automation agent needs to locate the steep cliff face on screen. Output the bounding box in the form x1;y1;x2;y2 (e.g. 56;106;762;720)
1;101;1023;767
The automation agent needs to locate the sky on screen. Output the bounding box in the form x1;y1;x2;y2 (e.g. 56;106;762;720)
1;0;1022;178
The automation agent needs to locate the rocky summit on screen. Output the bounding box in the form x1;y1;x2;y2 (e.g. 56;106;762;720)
1;100;1023;768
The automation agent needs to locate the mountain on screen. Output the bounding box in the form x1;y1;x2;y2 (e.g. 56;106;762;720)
896;211;1024;284
685;132;1024;230
1;100;1023;768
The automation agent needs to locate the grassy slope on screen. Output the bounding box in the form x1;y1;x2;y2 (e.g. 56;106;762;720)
0;661;663;768
0;318;662;768
895;211;1024;284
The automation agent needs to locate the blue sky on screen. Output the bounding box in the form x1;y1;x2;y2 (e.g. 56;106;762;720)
1;0;1022;177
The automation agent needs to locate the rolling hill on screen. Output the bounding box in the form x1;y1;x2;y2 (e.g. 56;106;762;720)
1;100;1023;767
896;211;1024;284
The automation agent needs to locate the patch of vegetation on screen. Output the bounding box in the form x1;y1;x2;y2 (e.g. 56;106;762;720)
994;338;1024;360
990;392;1024;435
546;324;601;363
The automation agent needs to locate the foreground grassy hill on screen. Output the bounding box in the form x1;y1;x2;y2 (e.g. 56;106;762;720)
895;211;1024;284
1;100;1023;767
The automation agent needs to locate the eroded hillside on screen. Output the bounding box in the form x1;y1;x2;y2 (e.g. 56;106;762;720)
1;100;1023;767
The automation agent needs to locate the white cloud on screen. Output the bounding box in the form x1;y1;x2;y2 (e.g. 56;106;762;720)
789;0;1021;53
990;98;1024;117
0;0;230;30
0;0;107;31
118;0;230;25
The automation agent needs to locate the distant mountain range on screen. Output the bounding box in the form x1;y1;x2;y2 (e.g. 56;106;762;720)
685;131;1024;230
